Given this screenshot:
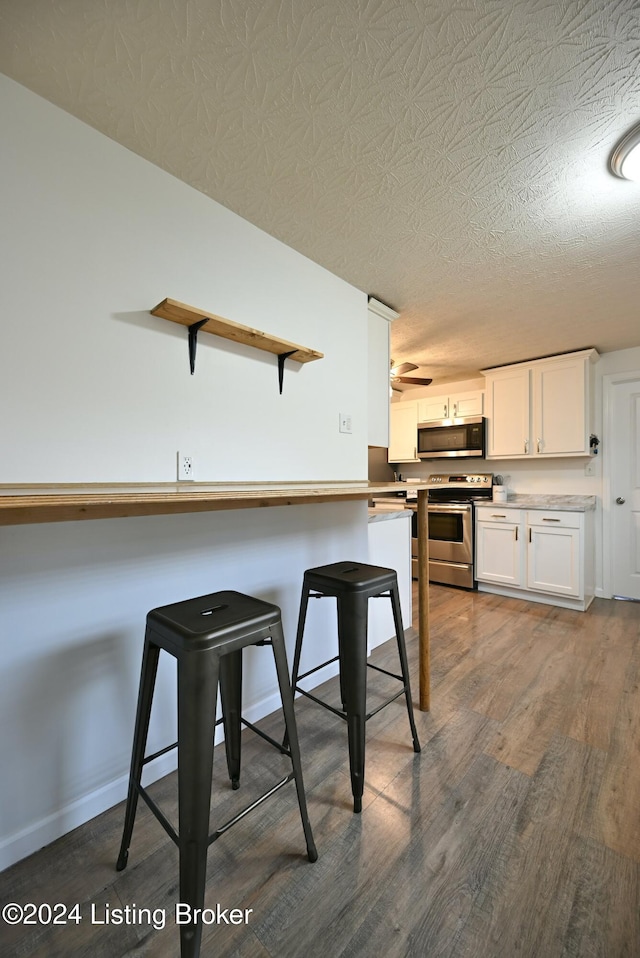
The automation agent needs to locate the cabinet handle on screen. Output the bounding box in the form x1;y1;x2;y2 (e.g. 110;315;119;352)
524;439;529;454
491;514;507;518
444;404;448;417
529;528;532;542
542;518;561;522
453;403;458;416
537;437;542;453
515;527;518;541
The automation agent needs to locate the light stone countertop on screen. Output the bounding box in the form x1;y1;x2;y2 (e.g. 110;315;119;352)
368;507;412;523
476;494;597;512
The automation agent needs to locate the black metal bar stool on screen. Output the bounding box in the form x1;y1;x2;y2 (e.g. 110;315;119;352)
289;561;421;813
116;590;317;958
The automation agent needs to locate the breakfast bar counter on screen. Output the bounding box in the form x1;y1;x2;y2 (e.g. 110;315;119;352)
0;480;431;709
0;481;424;525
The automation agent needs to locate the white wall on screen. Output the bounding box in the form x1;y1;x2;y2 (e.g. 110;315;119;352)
0;78;379;868
0;75;367;483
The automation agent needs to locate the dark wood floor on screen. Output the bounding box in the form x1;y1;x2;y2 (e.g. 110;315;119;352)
2;585;639;957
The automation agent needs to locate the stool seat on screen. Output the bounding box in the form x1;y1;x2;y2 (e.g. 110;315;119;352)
302;561;399;595
148;590;282;651
117;590;317;958
289;561;420;814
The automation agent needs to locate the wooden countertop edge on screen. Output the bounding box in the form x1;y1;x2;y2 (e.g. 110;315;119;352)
0;482;430;526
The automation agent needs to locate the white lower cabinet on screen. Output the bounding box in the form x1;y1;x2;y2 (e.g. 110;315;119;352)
475;507;593;611
526;511;580;597
475;510;525;586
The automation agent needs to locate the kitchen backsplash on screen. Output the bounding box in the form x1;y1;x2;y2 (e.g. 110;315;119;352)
398;455;600;496
368;446;396;482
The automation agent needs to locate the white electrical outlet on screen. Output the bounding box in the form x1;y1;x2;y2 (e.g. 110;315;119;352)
584;460;595;477
339;413;352;434
177;452;194;481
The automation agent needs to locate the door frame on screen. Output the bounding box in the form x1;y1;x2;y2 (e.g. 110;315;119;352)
602;369;640;598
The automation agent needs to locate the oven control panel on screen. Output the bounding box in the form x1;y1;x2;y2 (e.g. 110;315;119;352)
428;474;492;487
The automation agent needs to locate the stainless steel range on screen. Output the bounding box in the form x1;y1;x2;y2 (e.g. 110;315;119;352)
407;473;493;589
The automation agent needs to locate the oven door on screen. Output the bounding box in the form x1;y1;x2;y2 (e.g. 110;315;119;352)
428;503;473;565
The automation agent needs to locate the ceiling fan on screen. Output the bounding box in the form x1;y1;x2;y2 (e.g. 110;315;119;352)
390;361;432;390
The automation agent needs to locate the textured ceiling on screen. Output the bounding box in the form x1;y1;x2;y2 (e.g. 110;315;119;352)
1;0;640;383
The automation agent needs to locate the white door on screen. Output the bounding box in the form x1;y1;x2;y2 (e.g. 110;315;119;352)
610;377;640;600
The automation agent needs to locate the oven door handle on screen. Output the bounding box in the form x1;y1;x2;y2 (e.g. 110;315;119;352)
427;504;473;514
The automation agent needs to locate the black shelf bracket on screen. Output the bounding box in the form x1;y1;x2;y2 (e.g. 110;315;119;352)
188;320;295;392
188;319;208;375
277;350;296;394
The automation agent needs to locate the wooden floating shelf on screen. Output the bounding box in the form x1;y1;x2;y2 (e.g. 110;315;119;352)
151;298;323;388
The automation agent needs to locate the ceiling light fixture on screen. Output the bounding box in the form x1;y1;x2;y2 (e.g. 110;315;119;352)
609;121;640;181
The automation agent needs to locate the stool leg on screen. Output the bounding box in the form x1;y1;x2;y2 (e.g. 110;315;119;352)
389;584;421;754
338;593;368;813
177;649;220;958
271;622;318;863
290;580;310;695
219;650;242;789
116;634;160;871
283;580;311;750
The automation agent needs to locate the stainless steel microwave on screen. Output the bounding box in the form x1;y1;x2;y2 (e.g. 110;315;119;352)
416;416;486;459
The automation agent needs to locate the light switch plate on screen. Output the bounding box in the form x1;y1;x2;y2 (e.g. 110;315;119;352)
339;413;352;434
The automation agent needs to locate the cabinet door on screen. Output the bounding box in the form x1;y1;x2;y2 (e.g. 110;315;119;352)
527;524;581;596
417;395;449;422
475;517;524;585
450;390;483;419
533;357;587;455
486;368;531;458
388;402;418;462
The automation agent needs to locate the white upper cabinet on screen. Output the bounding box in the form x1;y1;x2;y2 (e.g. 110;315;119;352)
533;356;589;455
484;366;531;457
418;394;449;423
367;298;398;448
388;401;419;462
482;349;598;459
417;389;484;423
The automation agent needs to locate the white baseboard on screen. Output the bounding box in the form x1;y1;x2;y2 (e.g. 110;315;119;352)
0;675;336;873
0;750;177;873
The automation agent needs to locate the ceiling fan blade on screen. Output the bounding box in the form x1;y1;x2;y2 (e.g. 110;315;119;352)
392;376;433;386
391;362;418;376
